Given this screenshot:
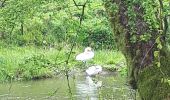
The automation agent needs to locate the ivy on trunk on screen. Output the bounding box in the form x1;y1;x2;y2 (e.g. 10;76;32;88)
104;0;170;99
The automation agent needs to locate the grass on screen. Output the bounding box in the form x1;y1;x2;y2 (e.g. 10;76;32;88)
93;50;125;66
0;45;126;82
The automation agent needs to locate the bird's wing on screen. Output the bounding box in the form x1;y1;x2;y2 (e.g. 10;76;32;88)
76;52;94;61
76;53;85;61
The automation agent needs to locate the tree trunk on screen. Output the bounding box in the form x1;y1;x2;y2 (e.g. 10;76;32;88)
104;0;170;99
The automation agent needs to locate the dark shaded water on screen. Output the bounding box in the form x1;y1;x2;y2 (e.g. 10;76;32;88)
0;72;137;100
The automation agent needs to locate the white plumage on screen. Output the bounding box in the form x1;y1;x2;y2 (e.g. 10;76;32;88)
76;47;102;76
86;65;102;76
76;47;94;62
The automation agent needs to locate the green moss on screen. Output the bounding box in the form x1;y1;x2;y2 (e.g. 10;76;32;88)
137;48;170;100
137;65;170;100
105;0;170;99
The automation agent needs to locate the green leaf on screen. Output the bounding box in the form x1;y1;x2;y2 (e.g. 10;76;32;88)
157;62;160;68
154;51;159;57
157;43;162;49
168;80;170;85
155;37;160;44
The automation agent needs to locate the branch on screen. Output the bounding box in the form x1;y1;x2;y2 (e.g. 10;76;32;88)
65;0;88;65
79;1;88;25
139;42;156;69
0;0;7;8
72;0;84;9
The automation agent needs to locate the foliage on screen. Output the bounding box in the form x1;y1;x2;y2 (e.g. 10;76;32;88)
0;0;119;81
0;0;114;49
0;46;126;81
82;24;115;49
0;0;120;81
0;57;14;81
16;54;54;80
104;0;170;43
104;0;170;99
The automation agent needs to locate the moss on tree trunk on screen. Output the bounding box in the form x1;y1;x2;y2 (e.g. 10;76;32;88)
104;0;170;99
138;48;170;99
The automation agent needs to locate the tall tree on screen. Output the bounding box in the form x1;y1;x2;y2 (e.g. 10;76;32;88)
104;0;170;99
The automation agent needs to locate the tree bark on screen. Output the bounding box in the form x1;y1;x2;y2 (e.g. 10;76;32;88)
104;0;170;99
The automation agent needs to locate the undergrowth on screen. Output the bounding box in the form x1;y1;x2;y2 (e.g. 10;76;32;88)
0;46;127;82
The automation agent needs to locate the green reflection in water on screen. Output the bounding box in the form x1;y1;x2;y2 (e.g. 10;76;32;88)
0;73;137;100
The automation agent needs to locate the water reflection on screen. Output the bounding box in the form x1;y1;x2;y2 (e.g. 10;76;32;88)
0;72;138;100
76;76;102;100
86;76;102;88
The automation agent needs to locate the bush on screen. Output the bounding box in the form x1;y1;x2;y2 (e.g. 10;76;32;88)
16;54;55;80
0;57;14;82
82;26;115;49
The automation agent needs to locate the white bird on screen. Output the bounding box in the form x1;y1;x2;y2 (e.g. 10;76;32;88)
76;47;94;62
86;65;102;76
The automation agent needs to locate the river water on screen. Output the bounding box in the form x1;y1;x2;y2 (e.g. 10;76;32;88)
0;72;137;100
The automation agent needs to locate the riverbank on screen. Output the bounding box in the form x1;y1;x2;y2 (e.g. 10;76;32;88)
0;46;126;82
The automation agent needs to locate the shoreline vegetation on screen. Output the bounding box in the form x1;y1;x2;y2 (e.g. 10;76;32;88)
0;45;126;82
